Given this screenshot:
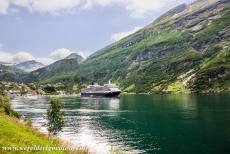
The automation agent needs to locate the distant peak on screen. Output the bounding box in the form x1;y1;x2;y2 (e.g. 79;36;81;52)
15;60;45;72
18;60;44;65
65;53;84;61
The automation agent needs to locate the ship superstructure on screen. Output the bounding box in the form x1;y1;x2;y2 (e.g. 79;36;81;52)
81;81;121;97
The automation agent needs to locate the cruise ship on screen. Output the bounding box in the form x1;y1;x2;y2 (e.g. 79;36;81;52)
81;81;121;97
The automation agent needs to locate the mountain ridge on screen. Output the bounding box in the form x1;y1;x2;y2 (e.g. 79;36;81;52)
27;53;84;83
1;0;229;93
15;60;45;72
0;64;28;82
72;0;230;93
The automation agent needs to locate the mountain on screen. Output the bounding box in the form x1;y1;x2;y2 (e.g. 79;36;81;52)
0;64;28;82
2;0;229;93
0;61;13;65
28;55;83;83
15;60;45;72
65;53;84;63
71;0;230;93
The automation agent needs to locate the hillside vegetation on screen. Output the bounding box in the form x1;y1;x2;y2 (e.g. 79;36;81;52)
0;65;28;82
28;58;81;83
0;94;87;154
72;0;230;93
1;0;229;94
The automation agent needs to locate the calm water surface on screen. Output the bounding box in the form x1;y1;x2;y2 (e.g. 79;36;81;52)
12;94;230;154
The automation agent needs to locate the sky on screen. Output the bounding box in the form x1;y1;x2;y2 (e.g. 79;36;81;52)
0;0;195;65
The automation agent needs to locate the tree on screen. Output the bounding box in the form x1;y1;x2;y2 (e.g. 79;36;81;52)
43;86;56;94
72;84;80;94
47;97;64;136
0;95;19;118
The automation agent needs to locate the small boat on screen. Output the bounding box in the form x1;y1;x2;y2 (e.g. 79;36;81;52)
81;81;121;97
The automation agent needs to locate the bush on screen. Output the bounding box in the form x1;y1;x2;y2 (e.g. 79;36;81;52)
47;97;64;136
0;95;19;118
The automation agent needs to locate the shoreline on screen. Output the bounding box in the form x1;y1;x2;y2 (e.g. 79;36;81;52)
12;91;230;100
9;94;230;151
0;113;88;154
0;93;88;154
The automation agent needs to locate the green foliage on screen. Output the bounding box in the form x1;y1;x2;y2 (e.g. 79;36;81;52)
26;117;33;127
0;96;87;154
0;115;67;154
43;86;57;94
0;64;28;82
47;98;64;136
0;95;19;118
123;84;135;93
72;84;81;94
163;81;191;93
71;1;229;93
30;59;80;84
3;0;229;94
192;11;230;50
191;50;230;92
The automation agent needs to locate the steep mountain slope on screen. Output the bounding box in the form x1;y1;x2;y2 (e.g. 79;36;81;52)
73;0;230;93
4;0;228;93
0;65;28;82
15;60;45;72
28;54;84;83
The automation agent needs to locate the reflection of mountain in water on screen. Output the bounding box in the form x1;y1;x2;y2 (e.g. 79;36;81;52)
11;94;230;154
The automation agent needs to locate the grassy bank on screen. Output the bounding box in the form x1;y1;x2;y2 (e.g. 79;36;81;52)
0;95;87;154
0;114;60;154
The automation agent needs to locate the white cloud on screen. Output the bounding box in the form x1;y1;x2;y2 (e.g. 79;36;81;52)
1;0;194;18
111;26;142;42
31;0;81;15
81;0;183;18
0;48;84;65
0;51;37;64
12;51;34;63
50;48;73;60
10;0;81;15
36;57;54;65
0;0;10;14
81;0;116;9
50;48;85;60
12;0;30;7
0;51;13;63
119;0;195;18
119;0;170;19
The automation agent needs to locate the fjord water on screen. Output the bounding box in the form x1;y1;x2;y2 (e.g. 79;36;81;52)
12;94;230;154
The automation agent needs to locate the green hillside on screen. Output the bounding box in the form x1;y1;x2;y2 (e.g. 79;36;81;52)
0;65;28;82
2;0;229;94
28;58;81;83
72;0;230;93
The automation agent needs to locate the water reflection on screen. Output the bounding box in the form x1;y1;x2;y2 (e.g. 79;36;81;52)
11;94;230;154
108;98;120;110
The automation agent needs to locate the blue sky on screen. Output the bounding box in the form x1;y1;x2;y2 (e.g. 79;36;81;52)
0;0;194;65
